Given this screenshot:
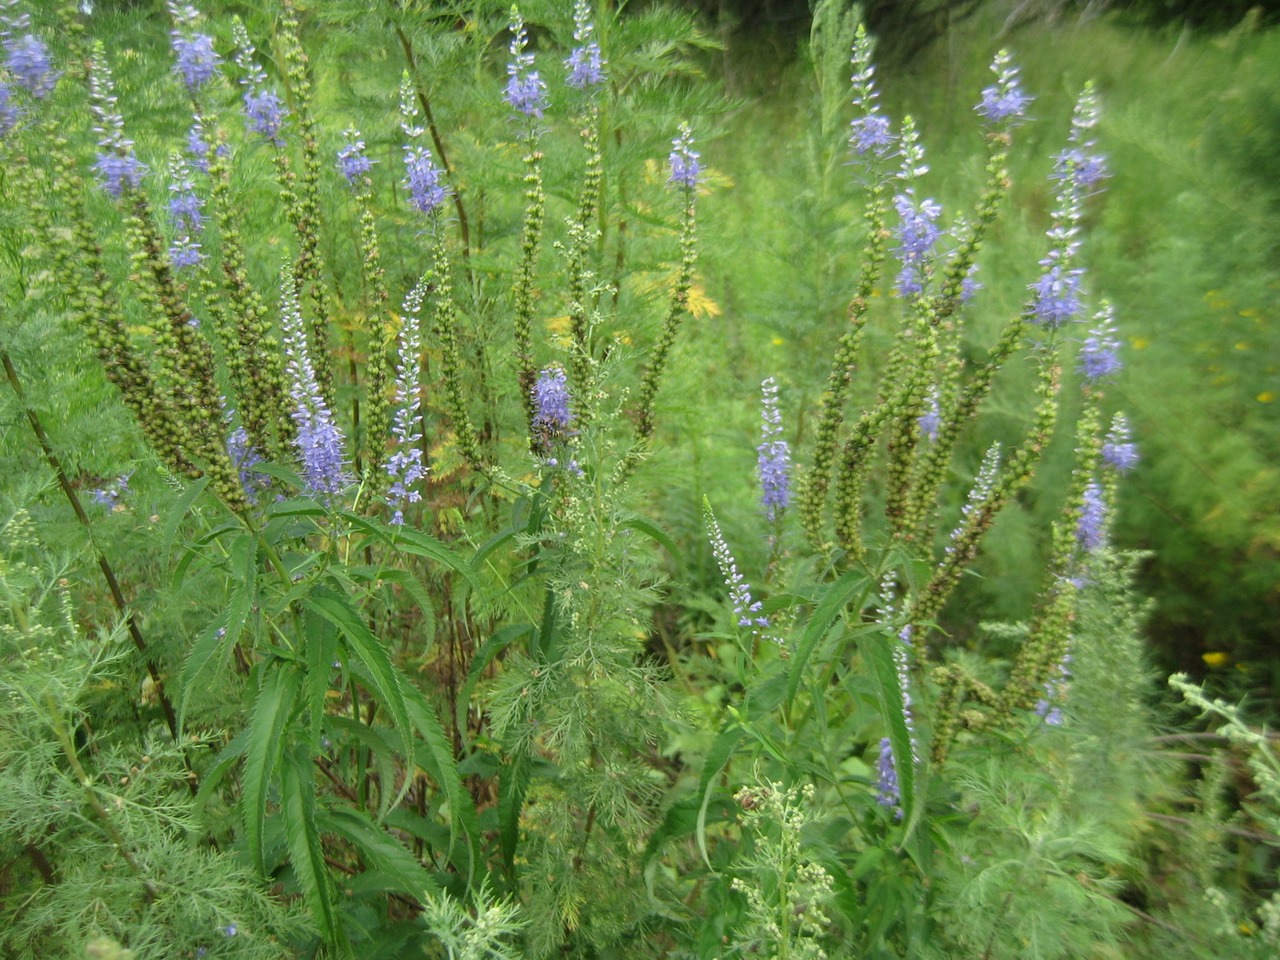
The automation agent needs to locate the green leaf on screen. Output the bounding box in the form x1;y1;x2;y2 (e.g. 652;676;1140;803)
455;624;531;743
251;461;305;491
280;745;344;947
319;806;442;898
347;566;437;650
694;723;744;869
161;475;209;561
398;680;481;880
244;661;302;877
305;584;415;810
785;568;871;710
381;525;485;594
619;513;681;564
325;715;401;821
497;746;530;877
865;628;923;847
304;606;339;744
178;599;248;728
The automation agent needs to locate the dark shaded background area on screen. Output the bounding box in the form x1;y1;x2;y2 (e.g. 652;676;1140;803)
680;0;1280;59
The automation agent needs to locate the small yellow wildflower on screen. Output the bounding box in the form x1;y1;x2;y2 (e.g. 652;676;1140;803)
1202;651;1229;668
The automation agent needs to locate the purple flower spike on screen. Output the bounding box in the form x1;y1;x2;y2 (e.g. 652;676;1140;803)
243;89;286;145
0;82;18;136
565;45;603;88
385;282;428;524
1102;414;1138;473
893;191;943;298
850;114;893;157
504;9;547;118
532;366;573;435
281;268;350;497
232;20;287;146
918;387;941;442
848;23;894;162
93;153;147;197
976;49;1032;126
668;122;700;189
1076;480;1107;552
172;33;220;92
5;34;58;98
876;738;902;818
565;0;605;89
704;502;774;639
1079;306;1122;381
169;236;204;268
337;129;374;186
756;377;790;522
1034;650;1072;726
403;145;449;215
1030;263;1084;329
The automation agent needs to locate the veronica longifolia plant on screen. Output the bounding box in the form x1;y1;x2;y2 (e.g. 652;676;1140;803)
0;0;1149;957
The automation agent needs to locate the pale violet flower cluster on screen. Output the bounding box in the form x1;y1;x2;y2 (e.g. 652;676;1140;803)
876;738;900;815
4;31;56;98
756;377;790;522
848;25;893;161
166;154;205;269
1102;413;1139;473
668;122;700;189
1076;480;1107;552
226;424;269;504
504;7;547;119
564;0;604;89
705;504;776;642
942;443;1001;562
403;145;449;216
917;386;941;442
976;49;1032;127
281;270;349;496
532;366;573;436
1030;86;1106;329
336;128;374;186
88;47;146;197
891;122;942;298
1079;304;1123;381
386;283;428;524
1034;650;1072;726
168;2;220;94
231;19;287;146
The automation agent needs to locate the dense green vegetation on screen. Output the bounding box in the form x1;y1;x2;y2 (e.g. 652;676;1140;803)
1;1;1278;957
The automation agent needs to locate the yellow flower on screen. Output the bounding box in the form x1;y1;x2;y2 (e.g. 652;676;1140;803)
1202;651;1229;668
771;337;785;347
1259;392;1276;403
1130;336;1150;350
